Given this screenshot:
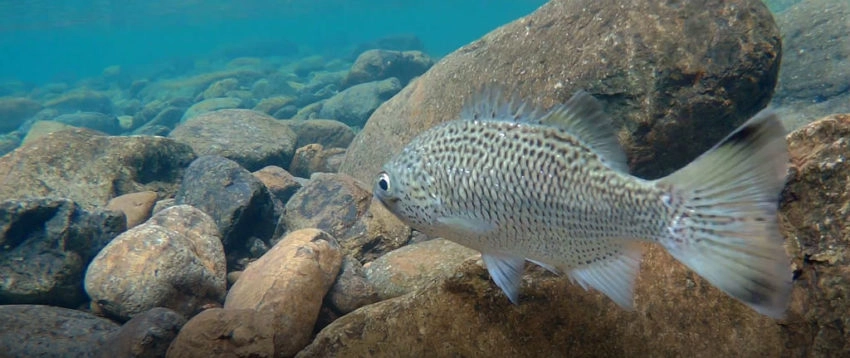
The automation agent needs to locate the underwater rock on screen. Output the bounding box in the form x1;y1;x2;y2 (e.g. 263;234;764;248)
133;106;186;134
166;308;276;358
170;109;297;171
0;305;119;357
224;228;342;357
138;69;264;103
0;97;41;133
174;155;277;257
97;307;186;358
21;120;75;145
44;89;113;114
252;165;303;206
285;118;356;149
340;0;781;184
289;144;346;178
771;0;850;129
282;173;372;241
105;191;159;229
326;256;380;314
201;78;240;100
292;55;328;78
0;132;21;156
350;34;425;59
85;205;226;321
0;128;195;209
0;198;126;307
342;49;434;88
781;113;850;355
319;77;402;128
52;111;122;135
252;95;296;115
364;239;478;300
180;97;244;122
291;101;323;120
334;197;412;263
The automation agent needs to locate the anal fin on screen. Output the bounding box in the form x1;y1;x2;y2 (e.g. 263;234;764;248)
482;253;526;304
568;241;643;309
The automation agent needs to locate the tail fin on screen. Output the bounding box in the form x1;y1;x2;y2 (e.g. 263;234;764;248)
656;110;792;318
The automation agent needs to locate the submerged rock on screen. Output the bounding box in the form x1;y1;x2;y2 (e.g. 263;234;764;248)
105;191;159;229
174;155;277;262
285;118;355;149
0;305;119;357
0;97;41;133
170;109;297;171
224;229;342;357
342;49;434;88
85;205;226;321
282;173;372;241
181;97;243;122
340;0;782;184
319;77;402;128
0;198;126;307
98;307;186;358
43;90;113;114
289;144;346;178
52;111;122;135
166;308;275;358
0;128;196;210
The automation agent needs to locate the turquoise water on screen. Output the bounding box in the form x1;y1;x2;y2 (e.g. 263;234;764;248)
0;0;547;85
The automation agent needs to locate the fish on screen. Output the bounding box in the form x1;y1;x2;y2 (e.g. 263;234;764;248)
372;88;792;318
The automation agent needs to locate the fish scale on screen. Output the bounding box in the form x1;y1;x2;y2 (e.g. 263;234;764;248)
374;89;792;318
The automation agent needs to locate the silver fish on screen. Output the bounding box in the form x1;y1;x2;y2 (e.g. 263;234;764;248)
373;89;792;318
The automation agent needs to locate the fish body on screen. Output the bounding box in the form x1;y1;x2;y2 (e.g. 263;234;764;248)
373;89;792;318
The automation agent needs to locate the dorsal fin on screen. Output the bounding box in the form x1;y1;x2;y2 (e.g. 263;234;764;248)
540;91;628;172
460;88;628;172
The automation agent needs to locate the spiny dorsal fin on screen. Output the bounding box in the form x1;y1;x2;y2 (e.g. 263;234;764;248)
539;91;628;172
460;88;628;172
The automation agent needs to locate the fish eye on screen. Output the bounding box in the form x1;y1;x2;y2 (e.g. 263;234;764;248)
377;172;391;191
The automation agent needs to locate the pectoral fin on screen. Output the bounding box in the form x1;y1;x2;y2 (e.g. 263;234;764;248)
482;253;526;304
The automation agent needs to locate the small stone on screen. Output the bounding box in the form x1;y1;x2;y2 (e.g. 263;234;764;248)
98;307;186;358
326;256;380;314
283;173;372;240
106;191;159;229
252;165;302;205
166;308;275;358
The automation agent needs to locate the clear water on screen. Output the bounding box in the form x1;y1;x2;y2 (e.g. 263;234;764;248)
0;0;547;85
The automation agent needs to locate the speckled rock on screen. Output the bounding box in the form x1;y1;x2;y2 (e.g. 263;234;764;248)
252;165;302;205
0;128;196;210
166;308;275;358
326;256;380;314
289;144;346;178
364;239;478;300
319;77;402;128
97;307;186;358
772;0;850;130
44;90;113;114
181;97;243;122
174;156;277;258
0;97;41;132
0;198;126;307
780;113;850;355
52;111;122;134
340;0;782;184
224;229;343;357
20;120;74;145
106;191;159;229
0;304;119;357
283;173;372;241
85;205;226;321
299;252;791;357
338;197;412;263
342;49;434;88
285;118;355;149
170;109;297;171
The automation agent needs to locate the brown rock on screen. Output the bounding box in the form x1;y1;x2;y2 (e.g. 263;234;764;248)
780;113;850;355
283;173;372;240
225;228;343;357
339;197;412;262
326;256;380;314
364;239;478;300
0;128;195;210
285;118;355;149
340;0;781;184
85;205;226;321
98;307;186;358
106;191;159;228
289;144;346;178
252;165;303;205
166;308;275;358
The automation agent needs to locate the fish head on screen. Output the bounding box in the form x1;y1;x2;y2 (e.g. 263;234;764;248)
373;147;441;230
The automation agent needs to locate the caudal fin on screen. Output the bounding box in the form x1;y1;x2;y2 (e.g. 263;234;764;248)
656;110;792;318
